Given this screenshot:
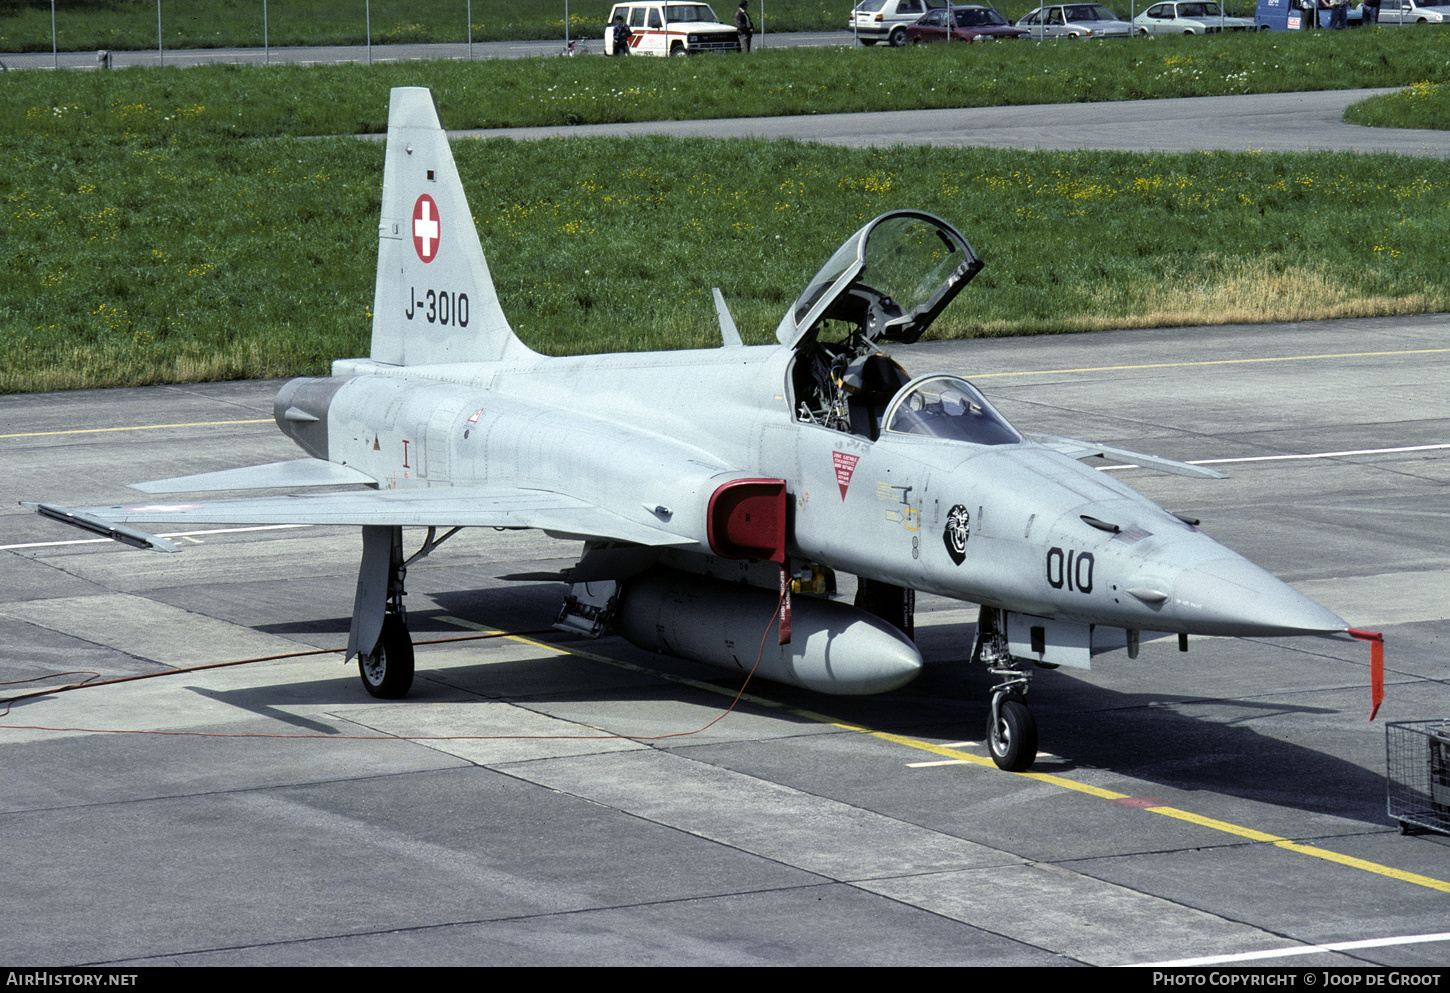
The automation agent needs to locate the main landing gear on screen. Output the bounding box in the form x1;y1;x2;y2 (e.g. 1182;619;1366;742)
972;606;1040;772
347;525;460;699
360;613;414;699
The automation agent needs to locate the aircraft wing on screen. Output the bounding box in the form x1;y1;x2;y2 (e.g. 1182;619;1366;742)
1025;433;1227;479
34;486;695;550
128;458;378;494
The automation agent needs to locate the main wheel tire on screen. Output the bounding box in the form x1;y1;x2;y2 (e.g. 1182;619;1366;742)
889;25;907;45
359;614;414;699
986;697;1039;772
670;42;688;55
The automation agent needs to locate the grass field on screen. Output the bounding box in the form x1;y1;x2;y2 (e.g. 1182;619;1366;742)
8;29;1450;133
1345;80;1450;129
2;33;1448;391
5;29;1450;135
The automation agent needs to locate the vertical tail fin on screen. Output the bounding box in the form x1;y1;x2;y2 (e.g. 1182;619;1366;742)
370;87;534;365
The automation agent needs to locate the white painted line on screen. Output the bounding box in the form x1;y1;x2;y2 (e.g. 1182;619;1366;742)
1196;444;1450;465
1130;930;1450;967
1;523;313;551
1101;443;1450;472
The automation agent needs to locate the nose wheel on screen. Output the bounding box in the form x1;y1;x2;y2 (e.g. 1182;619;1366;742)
986;694;1038;772
974;606;1041;772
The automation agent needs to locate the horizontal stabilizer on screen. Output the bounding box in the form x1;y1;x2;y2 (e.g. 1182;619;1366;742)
1026;433;1227;479
130;458;378;494
31;503;181;552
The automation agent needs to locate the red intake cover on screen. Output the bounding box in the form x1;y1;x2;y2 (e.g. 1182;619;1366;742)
707;478;788;564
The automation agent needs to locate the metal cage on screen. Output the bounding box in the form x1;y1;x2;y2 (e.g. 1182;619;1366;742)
1386;720;1450;835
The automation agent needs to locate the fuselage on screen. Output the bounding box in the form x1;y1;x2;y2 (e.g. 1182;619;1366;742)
277;340;1344;643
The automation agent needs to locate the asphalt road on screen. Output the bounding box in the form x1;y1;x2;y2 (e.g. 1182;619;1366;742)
5;315;1450;966
462;87;1450;157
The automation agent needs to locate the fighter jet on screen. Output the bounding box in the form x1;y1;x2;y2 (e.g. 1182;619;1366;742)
33;86;1353;772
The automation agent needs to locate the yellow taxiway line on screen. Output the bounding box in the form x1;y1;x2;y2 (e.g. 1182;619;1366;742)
972;346;1450;379
0;418;272;440
440;617;1450;896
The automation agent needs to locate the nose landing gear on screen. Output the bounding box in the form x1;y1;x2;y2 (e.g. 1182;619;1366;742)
973;606;1041;772
986;694;1038;772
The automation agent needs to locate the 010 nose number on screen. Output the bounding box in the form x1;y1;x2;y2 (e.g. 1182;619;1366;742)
1046;547;1094;594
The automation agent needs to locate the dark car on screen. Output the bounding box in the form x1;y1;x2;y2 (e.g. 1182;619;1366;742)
903;4;1030;41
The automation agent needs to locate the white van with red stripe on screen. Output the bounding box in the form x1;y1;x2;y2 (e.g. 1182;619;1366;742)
604;2;742;55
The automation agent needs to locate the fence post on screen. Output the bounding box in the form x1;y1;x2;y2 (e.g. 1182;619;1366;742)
51;0;57;70
367;0;372;65
265;0;270;66
156;0;164;65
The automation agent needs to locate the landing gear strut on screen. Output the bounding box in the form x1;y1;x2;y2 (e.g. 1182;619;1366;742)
347;525;459;699
972;606;1040;772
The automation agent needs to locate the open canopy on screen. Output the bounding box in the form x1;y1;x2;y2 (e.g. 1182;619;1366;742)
775;210;982;348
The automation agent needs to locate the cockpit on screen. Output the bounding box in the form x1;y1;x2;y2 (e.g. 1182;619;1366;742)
883;376;1020;446
782;211;1006;444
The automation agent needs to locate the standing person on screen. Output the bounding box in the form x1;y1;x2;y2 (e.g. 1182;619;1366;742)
611;14;633;54
1362;0;1381;24
735;0;755;52
1328;0;1348;28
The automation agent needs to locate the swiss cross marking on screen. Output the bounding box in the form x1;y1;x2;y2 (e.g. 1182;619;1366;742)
412;194;440;263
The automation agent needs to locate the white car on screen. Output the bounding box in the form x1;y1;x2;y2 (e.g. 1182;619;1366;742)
604;2;740;55
850;0;949;45
1016;3;1133;35
1133;0;1256;32
1373;0;1450;21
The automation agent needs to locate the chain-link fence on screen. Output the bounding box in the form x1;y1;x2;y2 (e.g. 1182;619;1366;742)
0;0;602;68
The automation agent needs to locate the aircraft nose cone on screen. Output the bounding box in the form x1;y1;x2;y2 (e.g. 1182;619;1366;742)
1168;555;1347;637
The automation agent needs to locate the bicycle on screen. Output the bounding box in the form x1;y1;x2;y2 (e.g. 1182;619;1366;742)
561;35;592;56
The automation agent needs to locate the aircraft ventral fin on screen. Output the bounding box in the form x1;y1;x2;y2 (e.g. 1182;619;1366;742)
40;487;694;551
1025;433;1227;479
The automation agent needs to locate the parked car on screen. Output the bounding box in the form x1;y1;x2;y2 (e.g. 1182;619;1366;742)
604;2;740;55
1254;0;1360;29
1374;0;1450;21
905;4;1030;40
1016;3;1134;35
850;0;949;45
1133;0;1256;32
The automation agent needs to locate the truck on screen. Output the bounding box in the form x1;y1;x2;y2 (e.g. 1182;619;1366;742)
604;2;742;55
